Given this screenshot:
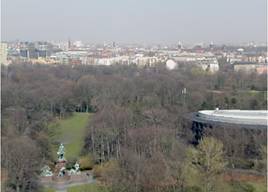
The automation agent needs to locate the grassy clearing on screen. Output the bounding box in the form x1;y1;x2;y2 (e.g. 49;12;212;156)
48;113;92;161
247;181;267;192
67;184;108;192
229;181;267;192
42;188;55;192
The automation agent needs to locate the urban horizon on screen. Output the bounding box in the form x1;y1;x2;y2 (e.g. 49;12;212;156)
2;39;268;46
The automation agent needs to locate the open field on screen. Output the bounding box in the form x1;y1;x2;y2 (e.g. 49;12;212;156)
224;169;267;192
67;183;107;192
229;181;267;192
42;188;55;192
42;181;266;192
48;113;92;160
248;182;267;192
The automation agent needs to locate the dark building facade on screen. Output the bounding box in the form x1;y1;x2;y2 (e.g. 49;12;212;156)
182;110;267;160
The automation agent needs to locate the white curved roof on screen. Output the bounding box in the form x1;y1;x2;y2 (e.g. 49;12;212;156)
197;110;268;126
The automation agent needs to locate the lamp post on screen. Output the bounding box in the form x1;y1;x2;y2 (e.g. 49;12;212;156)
182;87;187;107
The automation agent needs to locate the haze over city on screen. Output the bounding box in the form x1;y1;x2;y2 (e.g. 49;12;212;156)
2;0;267;44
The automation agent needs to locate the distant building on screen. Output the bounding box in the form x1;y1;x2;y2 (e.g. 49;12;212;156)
19;49;50;59
95;56;130;66
68;39;72;50
233;62;267;74
256;65;268;74
177;41;183;50
132;56;159;67
197;57;219;73
170;52;219;73
209;42;214;50
73;41;83;48
0;43;8;65
50;50;87;64
227;51;267;65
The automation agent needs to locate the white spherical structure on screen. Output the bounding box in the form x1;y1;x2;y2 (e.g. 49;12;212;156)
166;59;177;70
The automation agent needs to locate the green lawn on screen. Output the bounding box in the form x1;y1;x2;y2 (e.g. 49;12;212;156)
67;184;108;192
48;112;92;161
229;181;267;192
42;184;107;192
247;182;267;192
42;188;55;192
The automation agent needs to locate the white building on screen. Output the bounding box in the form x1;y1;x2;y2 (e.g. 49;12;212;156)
169;52;219;72
0;43;8;65
94;56;130;66
197;57;219;73
132;55;159;67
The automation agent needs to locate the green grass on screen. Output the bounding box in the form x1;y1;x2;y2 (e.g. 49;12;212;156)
247;182;267;192
229;181;267;192
48;112;92;161
67;184;108;192
66;181;266;192
42;188;56;192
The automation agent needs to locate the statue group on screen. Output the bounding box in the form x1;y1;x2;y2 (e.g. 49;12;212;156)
69;162;81;175
40;165;53;177
41;143;81;177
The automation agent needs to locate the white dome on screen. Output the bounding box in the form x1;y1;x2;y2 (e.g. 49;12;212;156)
166;59;177;70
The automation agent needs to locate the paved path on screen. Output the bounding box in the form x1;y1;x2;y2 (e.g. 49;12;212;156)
42;171;95;192
55;177;96;192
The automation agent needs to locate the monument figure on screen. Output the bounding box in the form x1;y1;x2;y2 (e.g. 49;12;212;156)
50;143;70;180
41;165;53;177
58;167;67;177
74;162;80;173
68;162;81;175
57;143;65;162
40;143;92;186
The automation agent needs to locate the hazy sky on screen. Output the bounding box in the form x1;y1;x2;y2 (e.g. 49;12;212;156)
1;0;267;44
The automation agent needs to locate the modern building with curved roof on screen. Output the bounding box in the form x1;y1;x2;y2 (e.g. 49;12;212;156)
182;109;267;149
193;110;268;128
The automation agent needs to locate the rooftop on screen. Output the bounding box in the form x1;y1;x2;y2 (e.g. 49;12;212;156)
195;110;268;127
233;61;267;65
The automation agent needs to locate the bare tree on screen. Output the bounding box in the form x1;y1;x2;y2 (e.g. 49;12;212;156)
2;136;41;192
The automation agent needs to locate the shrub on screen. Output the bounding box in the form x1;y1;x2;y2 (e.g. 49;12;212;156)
230;181;255;192
232;158;255;169
66;159;76;170
79;154;94;170
93;160;118;178
185;186;202;192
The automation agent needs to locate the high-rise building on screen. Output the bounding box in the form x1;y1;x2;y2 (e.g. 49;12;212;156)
20;49;29;58
178;41;183;50
68;39;72;50
209;41;214;49
0;43;8;65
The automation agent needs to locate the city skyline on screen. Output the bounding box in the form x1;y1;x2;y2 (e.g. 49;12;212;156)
2;0;267;44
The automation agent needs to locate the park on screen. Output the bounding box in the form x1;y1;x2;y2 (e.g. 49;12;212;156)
42;113;103;192
1;64;267;192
